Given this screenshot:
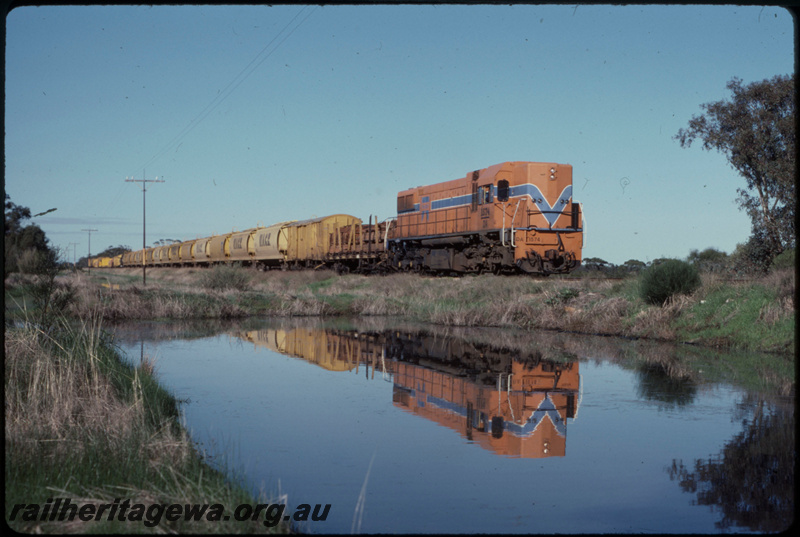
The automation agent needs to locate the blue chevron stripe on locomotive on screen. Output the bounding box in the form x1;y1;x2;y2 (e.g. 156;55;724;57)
426;184;573;228
510;184;573;228
408;390;568;438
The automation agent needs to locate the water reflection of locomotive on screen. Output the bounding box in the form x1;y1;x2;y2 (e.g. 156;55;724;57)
91;161;583;276
236;325;580;458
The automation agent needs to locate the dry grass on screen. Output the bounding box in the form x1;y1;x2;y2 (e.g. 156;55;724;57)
55;266;793;353
5;312;291;533
758;268;795;324
4;317;189;468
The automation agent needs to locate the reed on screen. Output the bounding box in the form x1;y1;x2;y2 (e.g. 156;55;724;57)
5;312;291;533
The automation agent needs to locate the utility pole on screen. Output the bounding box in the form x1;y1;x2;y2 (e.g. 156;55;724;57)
81;229;98;269
68;242;79;268
126;171;164;285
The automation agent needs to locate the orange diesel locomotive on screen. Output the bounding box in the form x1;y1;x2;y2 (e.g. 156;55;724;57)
392;161;583;275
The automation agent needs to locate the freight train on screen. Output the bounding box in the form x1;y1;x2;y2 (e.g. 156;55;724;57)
89;161;584;275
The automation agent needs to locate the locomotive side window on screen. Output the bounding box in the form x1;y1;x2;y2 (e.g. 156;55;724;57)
477;186;493;205
397;194;415;214
497;180;510;202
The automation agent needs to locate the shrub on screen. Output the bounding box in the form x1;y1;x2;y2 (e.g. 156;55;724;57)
198;265;250;292
545;287;580;305
771;248;795;271
639;259;701;306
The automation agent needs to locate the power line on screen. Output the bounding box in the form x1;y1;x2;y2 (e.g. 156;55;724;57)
129;6;317;177
100;7;317;244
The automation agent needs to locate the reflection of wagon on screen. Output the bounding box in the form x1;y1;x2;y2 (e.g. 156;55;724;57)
238;326;382;373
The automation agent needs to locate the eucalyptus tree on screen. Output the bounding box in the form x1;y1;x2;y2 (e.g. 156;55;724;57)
675;74;795;261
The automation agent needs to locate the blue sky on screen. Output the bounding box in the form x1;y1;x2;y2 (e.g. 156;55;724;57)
5;4;794;265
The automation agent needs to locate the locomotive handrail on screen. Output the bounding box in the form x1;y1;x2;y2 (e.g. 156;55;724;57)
510;200;522;248
506;373;516;422
501;203;507;246
384;218;394;250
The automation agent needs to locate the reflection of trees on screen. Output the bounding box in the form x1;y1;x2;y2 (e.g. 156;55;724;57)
634;361;697;408
668;399;795;532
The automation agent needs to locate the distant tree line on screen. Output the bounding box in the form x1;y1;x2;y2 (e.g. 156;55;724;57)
578;245;794;278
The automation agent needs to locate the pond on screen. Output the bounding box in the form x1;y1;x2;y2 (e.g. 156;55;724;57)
111;318;794;534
